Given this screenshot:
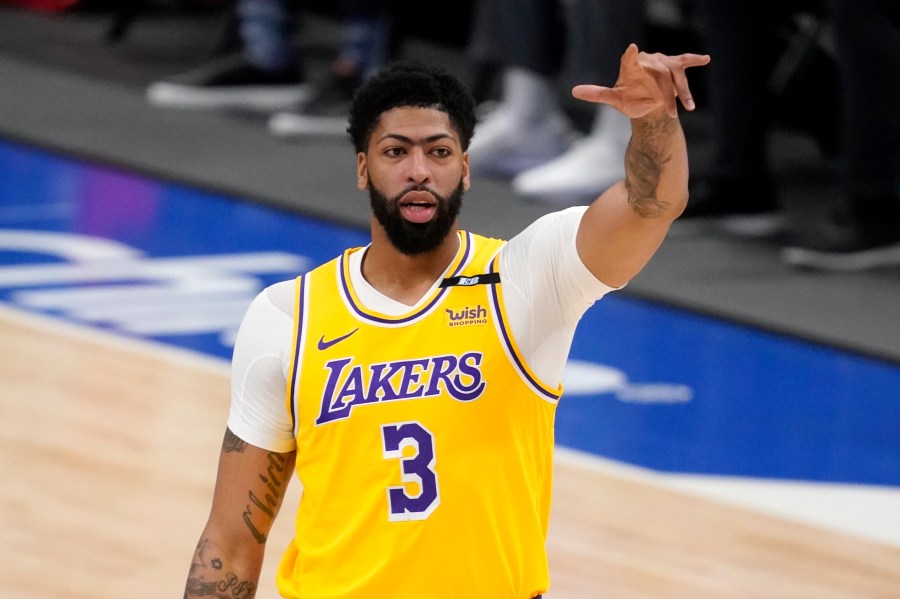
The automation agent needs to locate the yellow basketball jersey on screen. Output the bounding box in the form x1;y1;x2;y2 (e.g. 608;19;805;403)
277;231;562;599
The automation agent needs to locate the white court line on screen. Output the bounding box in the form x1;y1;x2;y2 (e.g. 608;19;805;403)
0;302;229;375
555;446;900;549
3;303;899;549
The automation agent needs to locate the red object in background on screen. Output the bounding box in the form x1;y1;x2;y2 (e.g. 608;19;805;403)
1;0;229;11
1;0;80;10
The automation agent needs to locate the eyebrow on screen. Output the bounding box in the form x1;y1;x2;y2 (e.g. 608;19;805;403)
376;133;455;145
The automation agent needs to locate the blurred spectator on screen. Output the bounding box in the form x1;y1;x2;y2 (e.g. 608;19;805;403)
147;0;309;112
781;0;900;270
465;0;647;206
268;0;396;138
146;0;394;125
267;0;480;139
681;1;783;226
682;1;837;230
688;0;900;270
146;1;483;139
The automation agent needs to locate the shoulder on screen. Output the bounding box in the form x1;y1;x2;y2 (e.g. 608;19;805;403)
256;279;297;317
501;207;587;265
516;206;587;242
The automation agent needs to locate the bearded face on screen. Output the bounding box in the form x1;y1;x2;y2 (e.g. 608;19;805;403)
368;179;464;255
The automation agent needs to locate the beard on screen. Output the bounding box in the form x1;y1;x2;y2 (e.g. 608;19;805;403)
369;179;464;255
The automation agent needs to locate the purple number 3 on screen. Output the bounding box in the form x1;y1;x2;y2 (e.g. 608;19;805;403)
381;422;441;521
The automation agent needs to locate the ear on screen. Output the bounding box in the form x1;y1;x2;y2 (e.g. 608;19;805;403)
356;153;368;190
461;152;471;191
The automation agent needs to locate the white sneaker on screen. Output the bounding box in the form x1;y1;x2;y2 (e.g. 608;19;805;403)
511;133;626;205
467;104;574;179
268;111;348;137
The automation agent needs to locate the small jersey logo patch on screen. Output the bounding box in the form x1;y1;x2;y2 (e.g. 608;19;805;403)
317;328;359;350
439;272;500;288
445;304;489;327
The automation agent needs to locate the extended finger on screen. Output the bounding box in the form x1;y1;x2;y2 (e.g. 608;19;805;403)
670;66;695;111
674;54;710;111
649;66;679;118
572;84;620;109
679;53;712;69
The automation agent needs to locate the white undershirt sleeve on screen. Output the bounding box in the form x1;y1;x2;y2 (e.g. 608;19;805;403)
499;206;620;385
226;282;297;453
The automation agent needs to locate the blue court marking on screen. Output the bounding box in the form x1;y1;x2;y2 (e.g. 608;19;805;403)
1;138;898;487
562;297;900;485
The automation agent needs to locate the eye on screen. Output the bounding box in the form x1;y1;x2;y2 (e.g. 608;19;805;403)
384;146;406;158
431;147;452;159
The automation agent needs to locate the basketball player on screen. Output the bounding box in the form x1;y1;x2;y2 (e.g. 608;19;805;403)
183;43;709;598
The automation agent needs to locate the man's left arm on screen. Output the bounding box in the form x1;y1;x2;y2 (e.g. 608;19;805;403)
574;44;710;288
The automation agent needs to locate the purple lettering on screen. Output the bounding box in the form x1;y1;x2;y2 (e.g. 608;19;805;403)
316;358;353;424
367;362;403;401
315;352;486;426
394;358;430;400
451;352;486;401
425;355;458;397
335;365;366;408
446;308;463;321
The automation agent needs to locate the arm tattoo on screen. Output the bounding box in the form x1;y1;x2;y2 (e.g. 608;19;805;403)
624;116;677;218
185;538;257;599
223;429;247;453
242;452;291;544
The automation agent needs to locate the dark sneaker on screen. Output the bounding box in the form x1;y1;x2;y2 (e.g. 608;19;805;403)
781;198;900;271
678;175;785;238
268;71;362;138
782;233;900;271
146;53;311;112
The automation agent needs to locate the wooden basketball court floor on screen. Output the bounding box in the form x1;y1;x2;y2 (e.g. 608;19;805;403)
3;304;900;598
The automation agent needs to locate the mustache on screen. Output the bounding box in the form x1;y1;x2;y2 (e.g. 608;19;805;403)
393;185;440;202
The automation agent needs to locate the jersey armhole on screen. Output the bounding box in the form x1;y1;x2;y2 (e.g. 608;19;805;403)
487;252;562;404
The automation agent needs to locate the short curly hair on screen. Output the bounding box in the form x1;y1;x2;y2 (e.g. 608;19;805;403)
347;60;477;154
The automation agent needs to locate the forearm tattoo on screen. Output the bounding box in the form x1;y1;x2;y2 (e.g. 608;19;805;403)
185;539;257;599
624;116;677;218
243;452;290;543
221;429;293;544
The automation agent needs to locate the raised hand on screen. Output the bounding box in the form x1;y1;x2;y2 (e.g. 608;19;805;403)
571;43;710;119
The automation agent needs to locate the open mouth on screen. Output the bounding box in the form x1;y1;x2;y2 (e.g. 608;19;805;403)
399;190;437;224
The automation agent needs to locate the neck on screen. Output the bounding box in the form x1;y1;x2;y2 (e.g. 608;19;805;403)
362;224;460;306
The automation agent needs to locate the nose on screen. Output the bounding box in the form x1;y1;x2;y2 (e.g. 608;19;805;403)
406;148;431;184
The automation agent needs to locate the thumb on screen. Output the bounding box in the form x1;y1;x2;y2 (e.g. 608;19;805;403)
621;42;641;68
572;84;618;106
571;43;640;106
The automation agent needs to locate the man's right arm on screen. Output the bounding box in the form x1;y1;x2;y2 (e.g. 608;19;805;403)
571;44;710;289
184;428;296;598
